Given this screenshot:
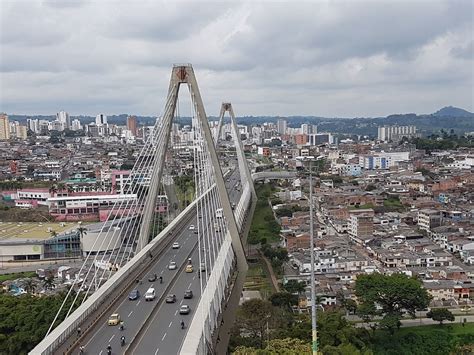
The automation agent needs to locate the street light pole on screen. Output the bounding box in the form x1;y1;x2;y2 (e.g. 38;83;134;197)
309;160;318;355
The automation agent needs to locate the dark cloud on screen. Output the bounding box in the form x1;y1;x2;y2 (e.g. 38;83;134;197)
0;0;472;117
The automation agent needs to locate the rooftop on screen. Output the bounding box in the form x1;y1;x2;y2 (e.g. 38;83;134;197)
0;222;80;242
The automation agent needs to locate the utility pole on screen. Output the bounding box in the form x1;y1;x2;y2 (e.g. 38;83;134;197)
309;160;318;355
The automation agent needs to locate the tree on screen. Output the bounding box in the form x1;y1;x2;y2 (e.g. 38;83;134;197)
77;226;87;240
49;184;58;196
43;276;55;291
21;279;37;294
233;338;311;355
265;338;311;354
282;280;306;295
269;292;298;310
355;273;431;319
379;314;401;335
426;308;455;325
235;299;276;349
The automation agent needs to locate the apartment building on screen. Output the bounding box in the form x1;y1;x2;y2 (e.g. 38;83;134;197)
418;209;443;232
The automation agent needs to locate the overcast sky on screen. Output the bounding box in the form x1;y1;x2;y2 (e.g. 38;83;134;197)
0;0;473;117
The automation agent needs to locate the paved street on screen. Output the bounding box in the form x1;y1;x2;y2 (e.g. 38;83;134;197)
70;167;242;355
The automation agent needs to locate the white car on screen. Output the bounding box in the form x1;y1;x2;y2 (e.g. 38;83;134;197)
168;261;177;270
179;304;191;314
189;225;195;230
172;242;180;249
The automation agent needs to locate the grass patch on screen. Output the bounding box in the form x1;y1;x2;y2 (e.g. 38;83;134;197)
371;322;474;355
244;260;275;299
398;322;474;336
247;183;280;245
383;196;406;212
0;271;37;282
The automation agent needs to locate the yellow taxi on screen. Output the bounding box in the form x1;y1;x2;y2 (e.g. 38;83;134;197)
107;313;120;326
185;264;194;273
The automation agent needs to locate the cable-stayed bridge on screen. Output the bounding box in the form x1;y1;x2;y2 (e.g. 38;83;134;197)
31;65;258;355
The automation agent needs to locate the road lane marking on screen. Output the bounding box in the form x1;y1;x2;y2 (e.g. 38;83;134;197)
136;300;141;306
154;348;160;355
109;334;115;343
161;270;164;274
180;299;183;305
99;351;103;355
128;311;133;317
175;310;178;315
168;321;173;328
193;275;196;280
188;282;192;288
162;333;167;341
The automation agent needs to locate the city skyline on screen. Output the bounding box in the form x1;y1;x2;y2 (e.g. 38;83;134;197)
0;1;473;117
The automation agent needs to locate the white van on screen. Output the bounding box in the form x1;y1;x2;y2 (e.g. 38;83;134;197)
145;287;155;301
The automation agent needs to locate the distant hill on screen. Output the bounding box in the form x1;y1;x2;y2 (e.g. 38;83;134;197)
433;106;473;118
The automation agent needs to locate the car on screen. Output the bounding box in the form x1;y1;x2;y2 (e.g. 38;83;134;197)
184;290;193;299
179;305;191;315
145;287;155;301
168;261;177;270
172;242;180;249
185;264;194;273
107;313;121;326
148;274;157;282
128;289;140;300
165;294;177;303
200;262;206;272
189;225;195;230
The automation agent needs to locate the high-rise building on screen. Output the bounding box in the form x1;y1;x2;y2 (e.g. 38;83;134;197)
0;113;10;140
16;125;27;140
96;114;107;125
127;115;137;136
277;118;287;135
377;125;417;142
56;110;70;130
71;119;82;131
349;213;374;242
27;118;40;133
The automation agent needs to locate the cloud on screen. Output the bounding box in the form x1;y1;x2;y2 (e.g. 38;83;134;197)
0;0;472;117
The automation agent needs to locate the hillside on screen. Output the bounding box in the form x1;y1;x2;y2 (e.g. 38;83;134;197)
433;106;473;118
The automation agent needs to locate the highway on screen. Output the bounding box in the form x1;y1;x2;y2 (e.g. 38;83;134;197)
131;172;242;355
74;167;242;355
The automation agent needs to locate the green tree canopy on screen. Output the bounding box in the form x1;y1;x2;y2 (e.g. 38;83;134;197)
426;308;455;325
355;273;431;318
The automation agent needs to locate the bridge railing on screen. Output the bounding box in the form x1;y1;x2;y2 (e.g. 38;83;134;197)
31;184;217;355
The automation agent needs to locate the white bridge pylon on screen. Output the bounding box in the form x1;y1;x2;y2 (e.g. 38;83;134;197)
137;66;247;271
215;102;257;227
31;64;251;355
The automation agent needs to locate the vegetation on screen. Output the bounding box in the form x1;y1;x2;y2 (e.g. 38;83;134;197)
382;196;406;212
0;205;53;222
426;308;455;325
244;260;276;298
0;272;36;283
355;273;431;335
0;292;81;354
260;244;289;275
410;131;474;151
234;338;312;355
281;280;306;295
274;205;304;218
370;323;474;355
173;175;195;209
248;183;280;244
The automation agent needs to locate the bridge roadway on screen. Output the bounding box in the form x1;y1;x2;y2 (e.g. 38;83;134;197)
74;168;242;355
